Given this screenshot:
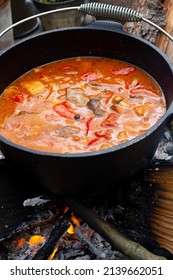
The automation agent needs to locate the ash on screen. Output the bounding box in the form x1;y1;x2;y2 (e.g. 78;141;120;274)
154;128;173;161
23;196;50;207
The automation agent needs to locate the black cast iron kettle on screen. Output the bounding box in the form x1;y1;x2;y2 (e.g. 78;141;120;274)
0;3;173;195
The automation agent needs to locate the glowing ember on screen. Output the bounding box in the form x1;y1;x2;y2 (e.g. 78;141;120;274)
63;206;69;213
14;238;26;249
28;235;46;246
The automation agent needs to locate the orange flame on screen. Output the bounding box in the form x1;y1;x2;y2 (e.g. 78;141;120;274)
67;215;80;235
28;235;46;246
48;245;59;260
67;224;75;234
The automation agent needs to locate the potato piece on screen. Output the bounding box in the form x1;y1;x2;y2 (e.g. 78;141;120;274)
134;103;150;117
112;96;124;104
99;143;111;150
20;81;45;96
117;131;127;142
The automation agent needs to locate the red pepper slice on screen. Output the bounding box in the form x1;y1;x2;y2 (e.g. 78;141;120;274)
112;67;135;75
86;117;93;136
62;101;72;109
81;72;100;81
13;94;24;103
130;88;158;97
95;129;112;140
101;113;118;127
87;137;99;146
104;90;114;104
53;103;75;119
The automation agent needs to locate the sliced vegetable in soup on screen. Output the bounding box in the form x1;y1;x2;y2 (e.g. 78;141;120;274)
0;57;166;153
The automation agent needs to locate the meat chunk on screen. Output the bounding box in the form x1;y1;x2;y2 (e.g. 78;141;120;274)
54;126;80;138
87;98;104;116
66;88;89;107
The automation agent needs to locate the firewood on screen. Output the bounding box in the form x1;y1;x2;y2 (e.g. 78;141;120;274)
74;225;103;259
156;190;173;200
151;236;173;253
152;207;173;219
154;197;173;211
147;168;173;191
146;164;173;254
150;219;173;235
151;228;173;244
64;197;166;260
152;210;173;224
124;0;166;45
32;211;71;260
156;0;173;61
124;0;173;62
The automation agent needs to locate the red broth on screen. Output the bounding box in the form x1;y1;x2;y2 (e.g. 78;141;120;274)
0;57;166;154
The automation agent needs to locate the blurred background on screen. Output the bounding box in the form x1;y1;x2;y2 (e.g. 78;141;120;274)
0;0;134;50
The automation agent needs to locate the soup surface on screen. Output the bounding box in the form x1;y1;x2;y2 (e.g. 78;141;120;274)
0;57;166;154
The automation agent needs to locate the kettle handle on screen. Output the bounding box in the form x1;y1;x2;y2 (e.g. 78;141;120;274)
80;2;173;43
0;2;173;42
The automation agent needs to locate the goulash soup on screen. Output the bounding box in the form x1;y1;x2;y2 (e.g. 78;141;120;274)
0;57;166;153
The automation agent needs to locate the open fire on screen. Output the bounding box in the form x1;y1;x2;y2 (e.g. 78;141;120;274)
2;208;117;260
0;127;173;260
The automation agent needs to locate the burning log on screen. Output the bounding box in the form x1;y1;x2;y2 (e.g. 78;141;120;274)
64;197;166;260
32;211;71;260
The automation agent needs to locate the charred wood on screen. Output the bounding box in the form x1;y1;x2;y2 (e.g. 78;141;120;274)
0;243;10;260
32;211;71;260
74;225;103;259
64;198;166;260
